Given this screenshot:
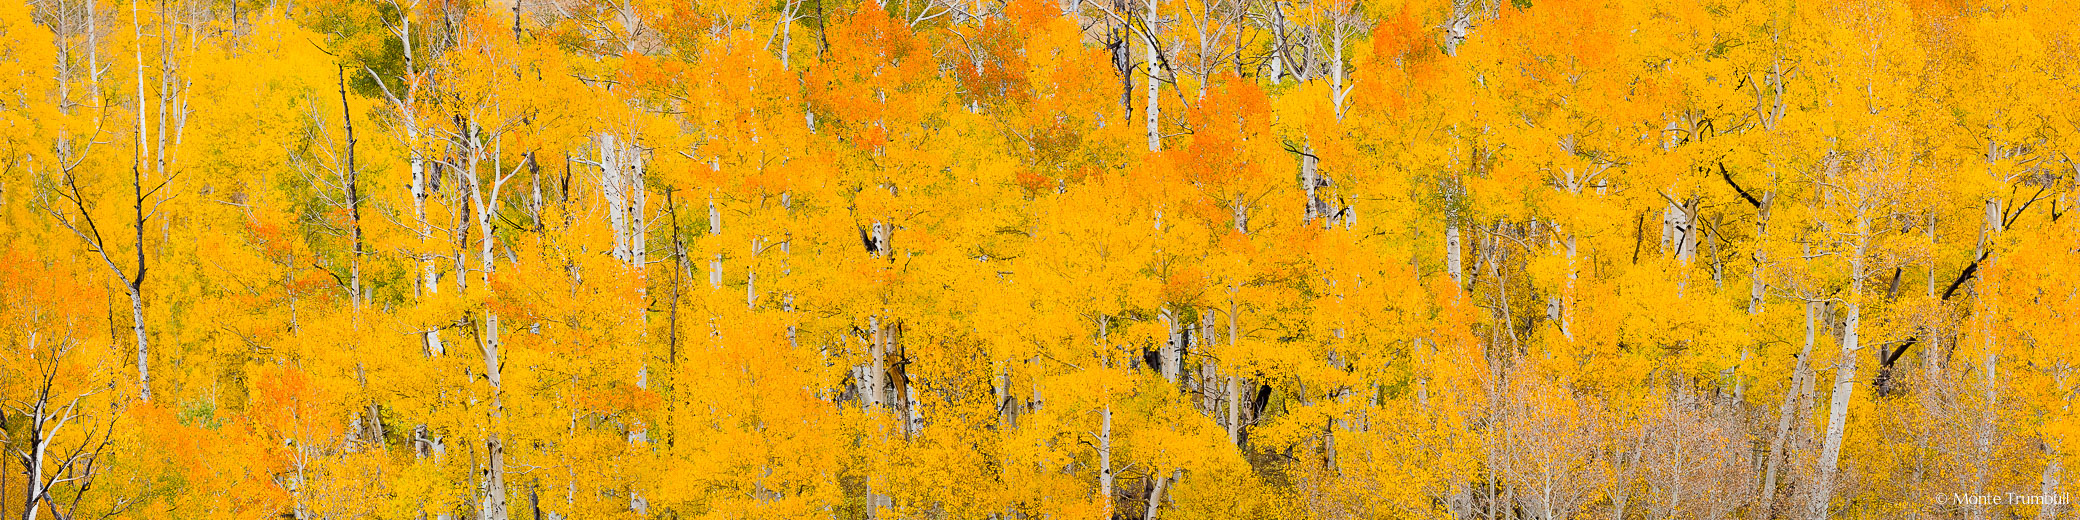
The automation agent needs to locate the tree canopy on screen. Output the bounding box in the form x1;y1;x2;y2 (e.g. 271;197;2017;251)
1;0;2077;518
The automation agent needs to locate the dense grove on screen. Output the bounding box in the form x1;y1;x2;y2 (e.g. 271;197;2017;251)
0;0;2076;517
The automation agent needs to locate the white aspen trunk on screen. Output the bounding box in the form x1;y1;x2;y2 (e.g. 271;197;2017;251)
709;195;724;288
779;0;793;69
1224;298;1246;446
1758;56;1785;130
291;444;312;519
874;219;891;256
1326;382;1343;475
1660;200;1680;258
1143;0;1159;152
1225;376;1244;446
2038;454;2063;520
1099;403;1115;518
866;316;886;409
128;0;154;403
994;368;1015;429
1303;155;1318;223
133;0;148;173
1750;195;1773;313
396;49;438;357
1442;0;1468;56
1144;469;1181;520
1679;201;1698;263
127;284;149;402
1445;221;1463;285
607;135;648;418
87;0;99;99
1231;198;1250;234
747;237;760;309
414;148;435;290
1756;301;1816;514
380;4;431;323
24;450;43;520
461;128;510;520
340;69;365;309
900;373;923;438
1160;308;1183;383
628;139;647;275
152;0;173;181
17;346;107;520
452;169;470;294
1808;210;1868;520
1198;314;1219;414
1329;21;1346;119
1734;194;1774;400
22;397;49;520
1268;2;1285;81
1445;179;1463;289
1193;0;1208;101
1416;338;1431;411
481;409;508;520
599;133;630;262
473;148;496;288
1924;212;1939;381
1972;196;2003;520
1796;345;1820;450
1561;232;1575;340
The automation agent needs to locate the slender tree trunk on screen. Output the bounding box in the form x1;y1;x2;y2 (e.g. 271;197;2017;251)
341;67;364;308
1224;299;1246;447
1198;315;1219;415
1144;469;1181;520
128;0;154;403
1561;232;1576;340
1808;209;1869;520
1302;146;1321;224
1750;195;1773;314
1268;2;1284;80
2038;452;2063;520
709;195;723;288
86;0;99;99
747;237;759;308
1970;196;2003;520
598;133;630;262
1923;212;1939;382
1758;300;1817;515
481;365;508;520
1143;0;1159;152
21;401;48;520
628;138;647;277
1329;20;1346;119
464;131;510;520
153;0;173;181
131;161;150;398
404;83;439;356
1099;403;1115;519
415;145;439;358
1114;21;1132;124
1445;178;1464;290
1442;0;1468;56
865;316;885;410
1160;308;1183;383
